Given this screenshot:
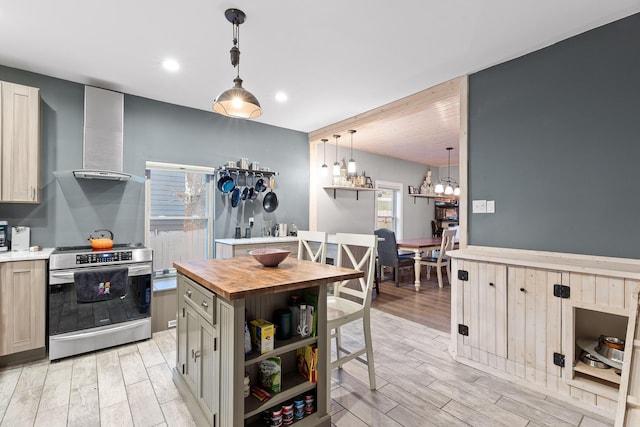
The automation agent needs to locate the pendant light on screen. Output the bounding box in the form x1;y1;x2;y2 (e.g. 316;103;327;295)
435;147;460;196
332;135;341;176
213;9;262;119
320;139;328;176
347;130;357;175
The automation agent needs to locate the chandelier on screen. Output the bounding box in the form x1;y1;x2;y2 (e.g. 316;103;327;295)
435;147;460;196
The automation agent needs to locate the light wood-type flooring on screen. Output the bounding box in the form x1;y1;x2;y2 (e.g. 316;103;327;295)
0;277;614;426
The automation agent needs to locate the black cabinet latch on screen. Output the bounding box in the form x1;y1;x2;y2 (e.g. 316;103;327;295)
553;284;570;299
553;352;565;367
458;324;469;336
458;270;469;281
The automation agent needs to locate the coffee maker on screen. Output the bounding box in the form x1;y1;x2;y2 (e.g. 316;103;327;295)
0;221;8;252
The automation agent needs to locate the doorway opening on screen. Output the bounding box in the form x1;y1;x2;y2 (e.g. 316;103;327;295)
375;180;403;240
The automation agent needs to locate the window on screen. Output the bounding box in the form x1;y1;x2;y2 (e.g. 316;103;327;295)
375;180;403;239
145;162;215;289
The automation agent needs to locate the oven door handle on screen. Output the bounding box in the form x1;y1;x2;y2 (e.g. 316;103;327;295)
49;265;151;283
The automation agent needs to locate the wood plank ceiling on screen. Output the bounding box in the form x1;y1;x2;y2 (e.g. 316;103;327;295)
309;78;461;167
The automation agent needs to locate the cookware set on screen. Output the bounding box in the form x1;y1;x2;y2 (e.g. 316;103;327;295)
218;171;278;212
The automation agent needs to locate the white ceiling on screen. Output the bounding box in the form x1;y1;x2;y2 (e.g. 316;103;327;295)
1;1;638;166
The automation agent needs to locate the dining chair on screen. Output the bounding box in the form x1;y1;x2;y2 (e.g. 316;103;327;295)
297;230;327;264
327;233;377;389
420;228;457;288
374;228;414;288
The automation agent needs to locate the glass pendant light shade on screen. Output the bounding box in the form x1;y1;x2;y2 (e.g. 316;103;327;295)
435;183;445;194
213;78;262;118
348;160;356;174
444;185;454;195
453;186;461;196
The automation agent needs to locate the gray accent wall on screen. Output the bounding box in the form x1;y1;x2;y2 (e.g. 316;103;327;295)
468;13;640;258
0;65;309;248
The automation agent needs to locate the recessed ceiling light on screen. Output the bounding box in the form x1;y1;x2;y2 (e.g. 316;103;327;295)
162;59;180;72
275;92;288;102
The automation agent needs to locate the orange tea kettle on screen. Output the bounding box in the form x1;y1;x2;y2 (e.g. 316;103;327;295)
88;229;114;249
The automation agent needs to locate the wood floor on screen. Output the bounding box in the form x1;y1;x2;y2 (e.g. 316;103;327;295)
372;267;451;332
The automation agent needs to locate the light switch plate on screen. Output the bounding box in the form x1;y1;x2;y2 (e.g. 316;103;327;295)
486;200;495;213
472;200;487;213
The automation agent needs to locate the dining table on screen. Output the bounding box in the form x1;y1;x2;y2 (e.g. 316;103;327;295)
396;237;455;291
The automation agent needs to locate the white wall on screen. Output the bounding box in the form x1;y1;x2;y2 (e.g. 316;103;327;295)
313;144;452;238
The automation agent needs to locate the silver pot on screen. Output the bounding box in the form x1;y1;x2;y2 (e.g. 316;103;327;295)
596;336;624;363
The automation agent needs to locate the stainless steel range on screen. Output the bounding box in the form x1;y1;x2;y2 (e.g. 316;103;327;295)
48;243;152;360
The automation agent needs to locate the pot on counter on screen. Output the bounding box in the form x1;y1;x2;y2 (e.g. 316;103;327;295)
88;229;114;249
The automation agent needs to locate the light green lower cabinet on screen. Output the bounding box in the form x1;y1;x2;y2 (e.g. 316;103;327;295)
175;275;218;426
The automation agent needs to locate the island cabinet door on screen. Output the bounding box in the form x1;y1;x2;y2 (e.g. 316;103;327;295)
506;266;563;389
454;259;507;368
184;305;200;394
198;319;217;422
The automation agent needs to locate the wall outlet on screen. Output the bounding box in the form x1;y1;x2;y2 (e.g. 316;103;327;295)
168;319;177;328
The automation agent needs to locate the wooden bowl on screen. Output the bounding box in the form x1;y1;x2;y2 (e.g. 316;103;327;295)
249;248;291;267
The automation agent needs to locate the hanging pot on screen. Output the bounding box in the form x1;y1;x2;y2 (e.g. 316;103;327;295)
263;176;279;213
231;173;241;208
88;229;114;249
255;174;267;192
217;171;235;194
248;174;257;200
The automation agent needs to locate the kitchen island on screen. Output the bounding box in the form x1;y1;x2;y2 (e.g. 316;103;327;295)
173;256;363;426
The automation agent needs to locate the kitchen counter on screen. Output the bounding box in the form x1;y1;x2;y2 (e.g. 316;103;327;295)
0;248;54;262
174;256;361;300
214;236;298;245
214;236;299;259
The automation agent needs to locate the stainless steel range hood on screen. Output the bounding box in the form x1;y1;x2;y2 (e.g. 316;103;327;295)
73;86;131;181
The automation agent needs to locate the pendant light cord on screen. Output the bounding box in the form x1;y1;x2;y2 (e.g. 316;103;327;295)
323;140;326;163
233;18;240;78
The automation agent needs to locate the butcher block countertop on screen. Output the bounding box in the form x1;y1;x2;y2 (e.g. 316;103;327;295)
174;256;363;301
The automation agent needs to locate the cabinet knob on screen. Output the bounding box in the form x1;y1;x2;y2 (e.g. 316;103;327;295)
201;301;209;308
520;287;526;293
489;282;495;287
185;289;192;297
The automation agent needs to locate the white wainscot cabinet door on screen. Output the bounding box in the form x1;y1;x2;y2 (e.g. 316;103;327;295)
506;266;563;388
